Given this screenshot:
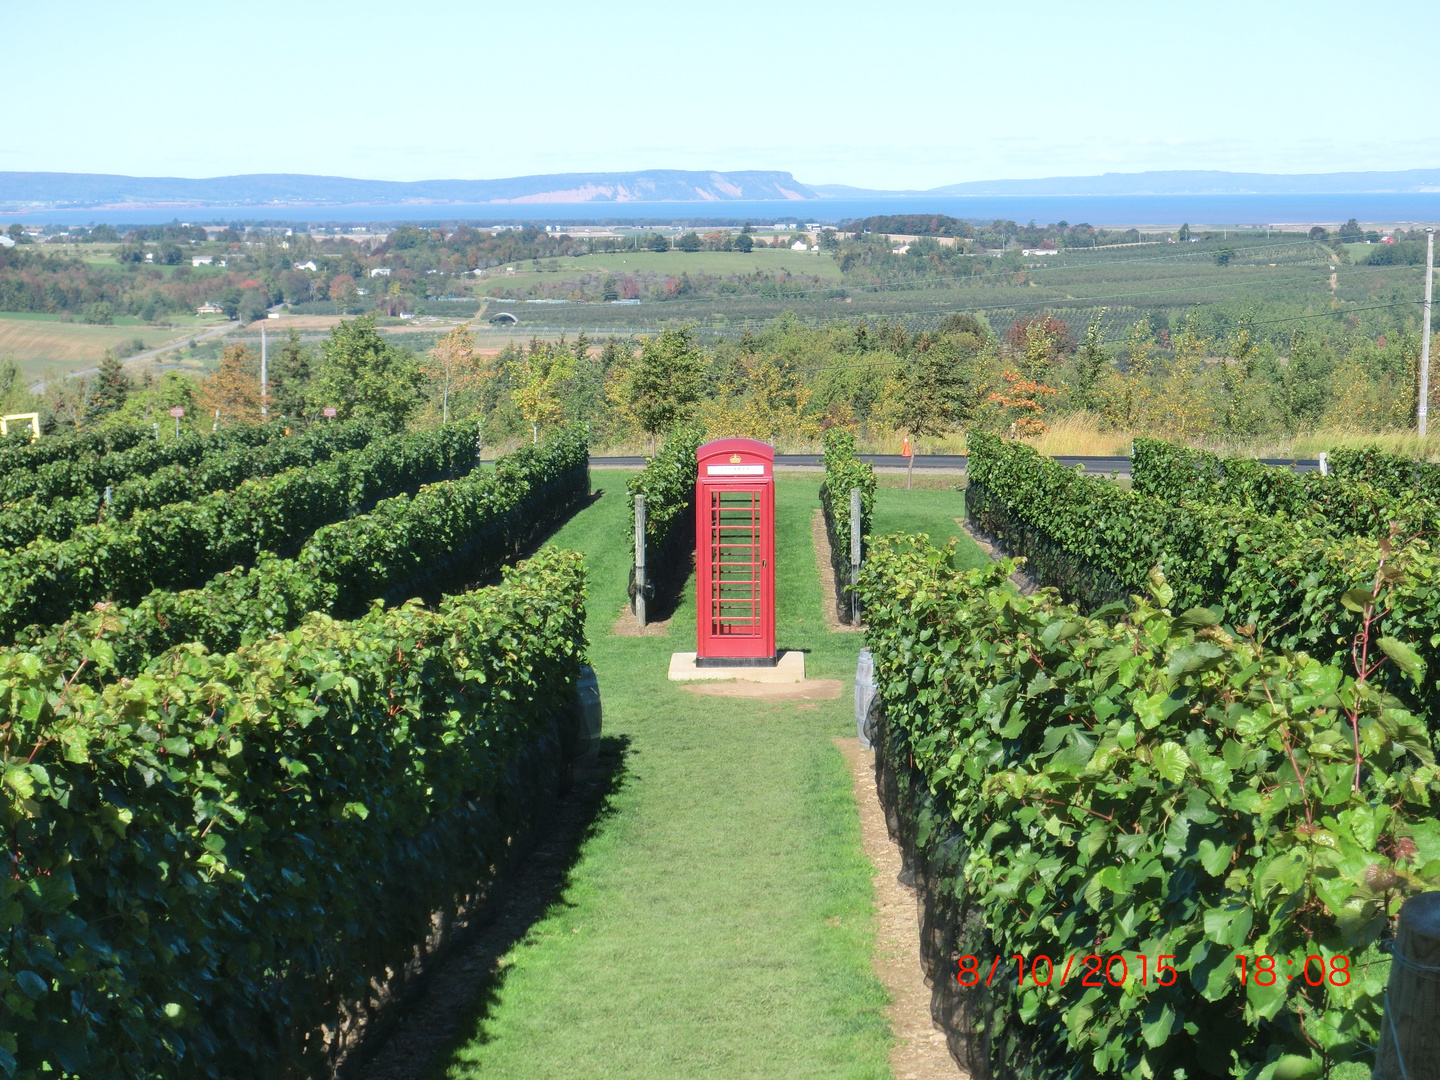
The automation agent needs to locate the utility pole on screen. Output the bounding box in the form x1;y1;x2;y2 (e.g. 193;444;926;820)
1420;228;1434;438
260;323;269;421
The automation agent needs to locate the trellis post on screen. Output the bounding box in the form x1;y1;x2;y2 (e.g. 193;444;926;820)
850;487;862;624
634;494;646;628
1374;890;1440;1079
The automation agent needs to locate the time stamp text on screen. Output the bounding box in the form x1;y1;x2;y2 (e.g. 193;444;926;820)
957;954;1353;988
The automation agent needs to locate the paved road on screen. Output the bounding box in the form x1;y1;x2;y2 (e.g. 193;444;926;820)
590;454;1323;476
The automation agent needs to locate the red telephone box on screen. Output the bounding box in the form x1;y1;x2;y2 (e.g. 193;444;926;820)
695;438;776;666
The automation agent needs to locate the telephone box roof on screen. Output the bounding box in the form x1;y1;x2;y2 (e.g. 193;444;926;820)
696;438;774;462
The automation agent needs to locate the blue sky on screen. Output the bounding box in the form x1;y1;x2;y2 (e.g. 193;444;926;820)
6;0;1437;188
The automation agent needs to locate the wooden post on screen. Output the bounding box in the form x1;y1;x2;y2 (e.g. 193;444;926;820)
1375;890;1440;1079
850;487;862;624
634;494;646;628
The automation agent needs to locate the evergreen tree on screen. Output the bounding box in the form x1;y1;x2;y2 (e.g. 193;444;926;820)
86;351;131;419
270;329;313;419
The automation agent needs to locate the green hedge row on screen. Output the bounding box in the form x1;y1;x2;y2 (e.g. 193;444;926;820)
626;425;704;609
857;532;1440;1080
2;547;589;1080
968;432;1231;611
0;424;282;505
0;423;377;551
818;428;875;624
1327;445;1440;502
0;424;157;481
966;431;1440;722
1130;438;1418;538
16;429;589;680
0;424;479;640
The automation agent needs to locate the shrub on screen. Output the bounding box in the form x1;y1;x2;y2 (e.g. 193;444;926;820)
0;423;376;550
0;423;284;505
0;426;160;482
1326;445;1440;503
1130;438;1413;538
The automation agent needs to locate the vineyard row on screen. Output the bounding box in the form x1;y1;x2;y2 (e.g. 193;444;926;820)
0;422;378;551
3;548;590;1080
858;528;1436;1079
0;422;481;640
15;429;590;681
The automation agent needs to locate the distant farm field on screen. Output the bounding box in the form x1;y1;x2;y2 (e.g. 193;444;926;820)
481;247;842;287
0;315;196;381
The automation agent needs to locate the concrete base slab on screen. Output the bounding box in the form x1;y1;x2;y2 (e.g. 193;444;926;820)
668;650;806;683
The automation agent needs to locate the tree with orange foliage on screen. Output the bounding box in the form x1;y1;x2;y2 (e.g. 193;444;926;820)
328;274;357;306
197;343;262;425
987;369;1058;437
424;322;482;423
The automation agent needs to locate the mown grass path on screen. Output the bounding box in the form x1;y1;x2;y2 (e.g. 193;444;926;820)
438;476;983;1079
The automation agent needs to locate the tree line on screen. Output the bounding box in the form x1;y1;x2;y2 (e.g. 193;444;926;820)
6;298;1432;453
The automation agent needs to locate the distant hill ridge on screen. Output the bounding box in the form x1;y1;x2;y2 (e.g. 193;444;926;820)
5;168;1440;211
0;170;817;210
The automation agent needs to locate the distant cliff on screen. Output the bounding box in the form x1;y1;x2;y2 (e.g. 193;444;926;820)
811;169;1440;198
0;170;818;210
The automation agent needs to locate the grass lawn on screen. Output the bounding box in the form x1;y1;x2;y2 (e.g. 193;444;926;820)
871;483;987;569
437;477;985;1079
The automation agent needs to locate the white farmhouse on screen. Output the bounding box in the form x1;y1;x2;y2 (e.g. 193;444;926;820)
370;267;392;277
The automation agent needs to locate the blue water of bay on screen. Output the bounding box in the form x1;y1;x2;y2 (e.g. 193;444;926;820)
7;193;1440;229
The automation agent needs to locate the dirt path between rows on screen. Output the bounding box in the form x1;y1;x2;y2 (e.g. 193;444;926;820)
836;737;967;1079
958;517;1040;594
812;509;861;632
